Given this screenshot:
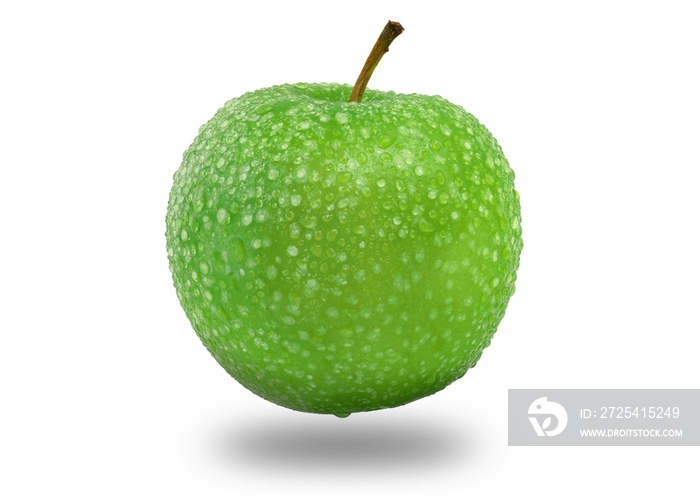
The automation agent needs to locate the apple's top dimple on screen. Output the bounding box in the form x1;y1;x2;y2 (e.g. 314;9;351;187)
257;82;398;104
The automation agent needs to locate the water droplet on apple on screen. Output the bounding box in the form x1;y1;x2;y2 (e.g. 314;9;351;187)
304;279;319;297
353;224;366;235
335;112;349;124
266;265;277;280
216;208;231;224
231;238;246;262
212;250;228;272
287;245;298;257
267;168;279;180
377;133;396;149
301;216;317;229
418;218;435;233
255;104;274;115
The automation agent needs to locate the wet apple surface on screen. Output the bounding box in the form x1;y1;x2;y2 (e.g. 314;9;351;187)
166;81;522;416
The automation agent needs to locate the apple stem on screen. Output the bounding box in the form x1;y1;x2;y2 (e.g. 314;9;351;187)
349;20;404;103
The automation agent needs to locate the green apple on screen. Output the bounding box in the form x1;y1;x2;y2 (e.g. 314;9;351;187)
166;22;522;416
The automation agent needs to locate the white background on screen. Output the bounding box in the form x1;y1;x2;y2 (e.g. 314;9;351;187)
1;0;699;501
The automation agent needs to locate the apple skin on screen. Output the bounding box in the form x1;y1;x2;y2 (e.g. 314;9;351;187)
166;82;522;416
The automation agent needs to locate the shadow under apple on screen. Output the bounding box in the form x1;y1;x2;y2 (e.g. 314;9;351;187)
209;408;479;475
